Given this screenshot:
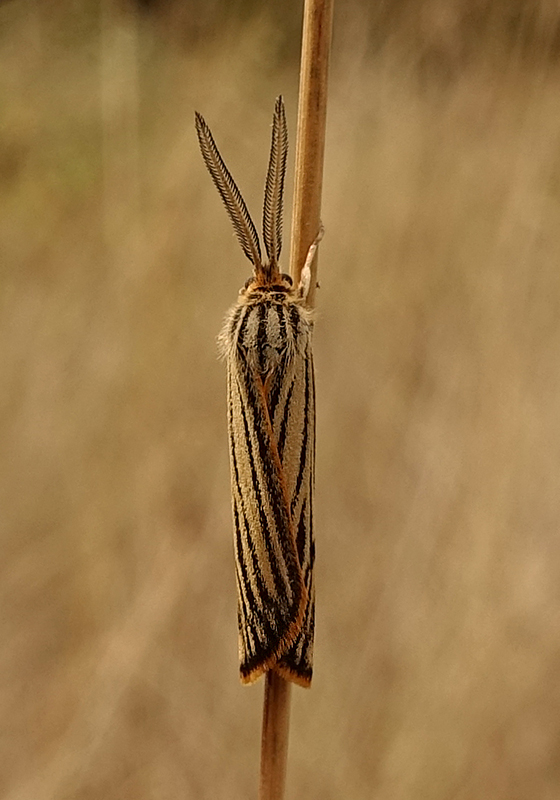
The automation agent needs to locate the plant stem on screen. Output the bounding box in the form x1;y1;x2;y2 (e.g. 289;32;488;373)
258;1;333;798
289;0;334;308
259;672;292;800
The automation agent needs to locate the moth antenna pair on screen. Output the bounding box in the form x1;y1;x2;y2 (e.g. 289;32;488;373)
195;97;288;284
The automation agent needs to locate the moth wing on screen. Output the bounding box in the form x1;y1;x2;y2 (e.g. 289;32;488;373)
227;352;307;685
275;574;314;687
271;343;315;687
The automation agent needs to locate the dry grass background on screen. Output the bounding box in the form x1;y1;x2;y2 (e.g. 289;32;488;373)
3;1;560;798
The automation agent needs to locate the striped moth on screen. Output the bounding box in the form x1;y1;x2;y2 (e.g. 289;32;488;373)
195;97;315;687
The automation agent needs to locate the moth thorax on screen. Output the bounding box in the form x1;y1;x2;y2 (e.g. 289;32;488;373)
240;300;301;373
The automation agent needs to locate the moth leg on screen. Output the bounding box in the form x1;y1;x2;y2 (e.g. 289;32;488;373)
298;223;324;300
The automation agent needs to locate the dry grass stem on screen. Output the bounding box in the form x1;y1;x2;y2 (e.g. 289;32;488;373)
259;0;333;797
289;0;334;307
259;672;292;800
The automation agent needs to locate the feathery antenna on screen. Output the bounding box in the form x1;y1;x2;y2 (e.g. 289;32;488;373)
262;96;288;278
195;111;263;270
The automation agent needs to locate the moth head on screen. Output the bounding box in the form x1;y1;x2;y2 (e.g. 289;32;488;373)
240;271;294;298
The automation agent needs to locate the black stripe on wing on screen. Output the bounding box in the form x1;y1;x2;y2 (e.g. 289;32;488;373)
290;349;313;517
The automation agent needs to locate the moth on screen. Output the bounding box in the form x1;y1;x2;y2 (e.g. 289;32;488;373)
195;97;316;687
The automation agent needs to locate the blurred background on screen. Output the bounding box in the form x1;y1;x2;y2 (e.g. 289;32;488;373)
3;0;560;797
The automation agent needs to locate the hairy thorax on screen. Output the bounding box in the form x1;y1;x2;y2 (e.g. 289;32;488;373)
219;275;313;375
